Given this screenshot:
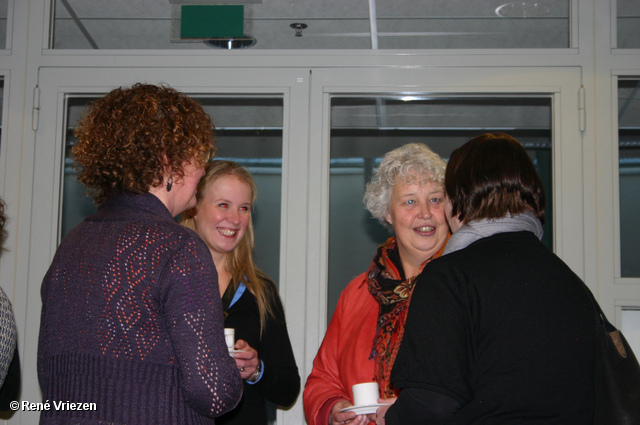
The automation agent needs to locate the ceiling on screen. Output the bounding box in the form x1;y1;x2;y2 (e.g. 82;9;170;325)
1;1;639;150
0;1;637;49
0;0;633;50
49;0;578;50
42;0;640;144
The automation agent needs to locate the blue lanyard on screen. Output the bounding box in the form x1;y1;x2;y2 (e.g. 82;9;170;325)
229;281;246;308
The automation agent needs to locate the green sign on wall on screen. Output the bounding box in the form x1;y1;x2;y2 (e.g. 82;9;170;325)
180;5;244;38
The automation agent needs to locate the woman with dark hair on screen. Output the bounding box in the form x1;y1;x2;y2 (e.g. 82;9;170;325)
37;83;242;424
378;132;595;424
181;160;300;424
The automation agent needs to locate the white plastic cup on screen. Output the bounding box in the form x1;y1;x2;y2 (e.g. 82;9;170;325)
224;328;235;351
352;382;379;407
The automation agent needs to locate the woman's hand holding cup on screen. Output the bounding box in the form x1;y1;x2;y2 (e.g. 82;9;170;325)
329;400;369;425
232;339;259;380
329;382;384;424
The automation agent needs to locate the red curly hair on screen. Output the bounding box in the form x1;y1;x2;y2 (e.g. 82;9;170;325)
72;83;216;205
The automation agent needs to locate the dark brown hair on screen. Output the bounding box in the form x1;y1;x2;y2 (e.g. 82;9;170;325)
72;83;216;205
445;132;545;224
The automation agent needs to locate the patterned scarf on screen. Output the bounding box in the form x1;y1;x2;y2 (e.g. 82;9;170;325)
367;235;448;397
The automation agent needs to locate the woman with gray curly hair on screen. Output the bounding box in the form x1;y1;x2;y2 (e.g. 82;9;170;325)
304;143;450;425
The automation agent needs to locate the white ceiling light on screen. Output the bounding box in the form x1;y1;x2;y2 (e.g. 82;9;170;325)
168;0;261;3
495;2;550;18
204;37;257;49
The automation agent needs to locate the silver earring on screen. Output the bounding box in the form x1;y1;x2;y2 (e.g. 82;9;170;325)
166;175;173;192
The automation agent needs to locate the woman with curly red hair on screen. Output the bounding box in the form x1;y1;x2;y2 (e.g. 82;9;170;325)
37;83;242;424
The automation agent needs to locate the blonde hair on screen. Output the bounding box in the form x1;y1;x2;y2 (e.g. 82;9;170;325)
181;160;275;335
364;143;447;231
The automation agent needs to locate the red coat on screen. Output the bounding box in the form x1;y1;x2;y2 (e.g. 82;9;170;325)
303;272;378;425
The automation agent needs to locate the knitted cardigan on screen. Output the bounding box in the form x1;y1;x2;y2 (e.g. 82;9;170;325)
37;192;243;424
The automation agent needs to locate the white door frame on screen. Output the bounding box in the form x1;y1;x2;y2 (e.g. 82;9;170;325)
19;65;588;425
23;66;311;425
304;66;589;382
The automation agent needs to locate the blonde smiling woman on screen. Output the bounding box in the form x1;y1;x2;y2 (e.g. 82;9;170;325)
182;160;300;425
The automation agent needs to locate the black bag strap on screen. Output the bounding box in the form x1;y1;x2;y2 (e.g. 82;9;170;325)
584;287;616;331
583;284;628;359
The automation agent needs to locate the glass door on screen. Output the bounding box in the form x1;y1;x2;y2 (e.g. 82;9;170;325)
23;66;310;425
326;95;553;320
616;78;640;356
20;65;588;425
304;67;585;376
618;78;640;278
62;95;285;282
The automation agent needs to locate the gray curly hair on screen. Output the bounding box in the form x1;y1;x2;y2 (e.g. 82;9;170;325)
364;143;446;231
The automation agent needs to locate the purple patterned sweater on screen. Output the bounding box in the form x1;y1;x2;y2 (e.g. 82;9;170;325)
38;192;242;424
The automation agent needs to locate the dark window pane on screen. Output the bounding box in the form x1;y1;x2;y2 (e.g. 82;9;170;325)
328;95;553;321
